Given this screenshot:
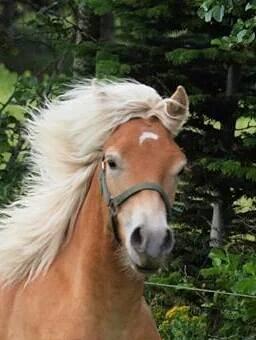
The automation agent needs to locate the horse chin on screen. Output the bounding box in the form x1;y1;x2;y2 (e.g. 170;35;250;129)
132;263;159;275
128;248;163;275
116;246;155;277
128;253;161;276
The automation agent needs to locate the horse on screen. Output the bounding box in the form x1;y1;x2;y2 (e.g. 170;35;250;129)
0;80;189;340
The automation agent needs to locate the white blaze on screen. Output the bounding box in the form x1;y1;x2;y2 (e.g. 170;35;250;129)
139;132;159;145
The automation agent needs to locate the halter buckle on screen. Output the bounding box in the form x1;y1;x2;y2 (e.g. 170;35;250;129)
108;199;118;216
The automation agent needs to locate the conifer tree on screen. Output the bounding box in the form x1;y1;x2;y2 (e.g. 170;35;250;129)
84;0;256;240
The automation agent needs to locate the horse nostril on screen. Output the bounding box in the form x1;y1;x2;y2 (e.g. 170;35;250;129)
161;229;174;253
130;226;146;252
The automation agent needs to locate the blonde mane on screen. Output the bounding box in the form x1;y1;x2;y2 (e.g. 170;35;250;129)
0;80;188;285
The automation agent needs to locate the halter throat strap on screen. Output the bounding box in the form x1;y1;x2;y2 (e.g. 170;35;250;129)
99;162;172;242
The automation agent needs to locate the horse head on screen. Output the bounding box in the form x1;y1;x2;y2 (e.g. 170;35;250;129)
100;85;188;275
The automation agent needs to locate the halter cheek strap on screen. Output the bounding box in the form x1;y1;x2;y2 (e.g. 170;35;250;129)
99;161;173;243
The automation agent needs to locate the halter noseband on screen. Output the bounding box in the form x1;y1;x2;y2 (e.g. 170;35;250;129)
99;160;172;243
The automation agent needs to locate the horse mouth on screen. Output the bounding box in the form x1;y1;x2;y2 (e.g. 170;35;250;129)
134;263;158;274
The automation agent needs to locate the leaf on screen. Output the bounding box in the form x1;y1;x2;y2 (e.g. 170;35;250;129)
212;5;225;23
245;3;252;11
247;32;255;44
243;262;256;275
211;38;222;46
233;278;256;294
0;142;10;153
200;267;221;278
210;248;227;263
237;29;247;43
205;10;212;22
197;7;205;19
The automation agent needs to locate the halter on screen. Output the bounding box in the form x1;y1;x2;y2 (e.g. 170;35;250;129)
99;159;173;243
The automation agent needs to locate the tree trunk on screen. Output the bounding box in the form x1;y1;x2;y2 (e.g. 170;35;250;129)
100;13;114;42
222;64;241;149
210;64;241;247
209;201;223;248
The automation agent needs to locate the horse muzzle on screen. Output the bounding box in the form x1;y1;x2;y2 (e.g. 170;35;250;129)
128;224;175;274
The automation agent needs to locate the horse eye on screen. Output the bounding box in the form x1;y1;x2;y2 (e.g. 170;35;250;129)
107;159;117;169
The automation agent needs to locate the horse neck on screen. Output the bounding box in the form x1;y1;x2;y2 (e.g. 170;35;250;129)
63;169;144;315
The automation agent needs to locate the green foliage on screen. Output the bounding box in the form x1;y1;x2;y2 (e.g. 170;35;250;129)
200;158;256;183
96;50;131;77
0;65;17;103
200;249;256;338
0;65;26;204
211;17;256;50
198;2;225;23
159;306;207;340
201;248;256;295
0;64;69;205
166;48;218;65
84;0;112;15
199;0;256;49
147;239;256;339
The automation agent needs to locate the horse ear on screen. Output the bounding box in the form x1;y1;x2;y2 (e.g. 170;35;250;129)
166;85;189;134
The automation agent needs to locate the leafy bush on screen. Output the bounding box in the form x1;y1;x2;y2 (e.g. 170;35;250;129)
0;64;69;206
159;306;207;340
200;248;256;339
146;237;256;339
